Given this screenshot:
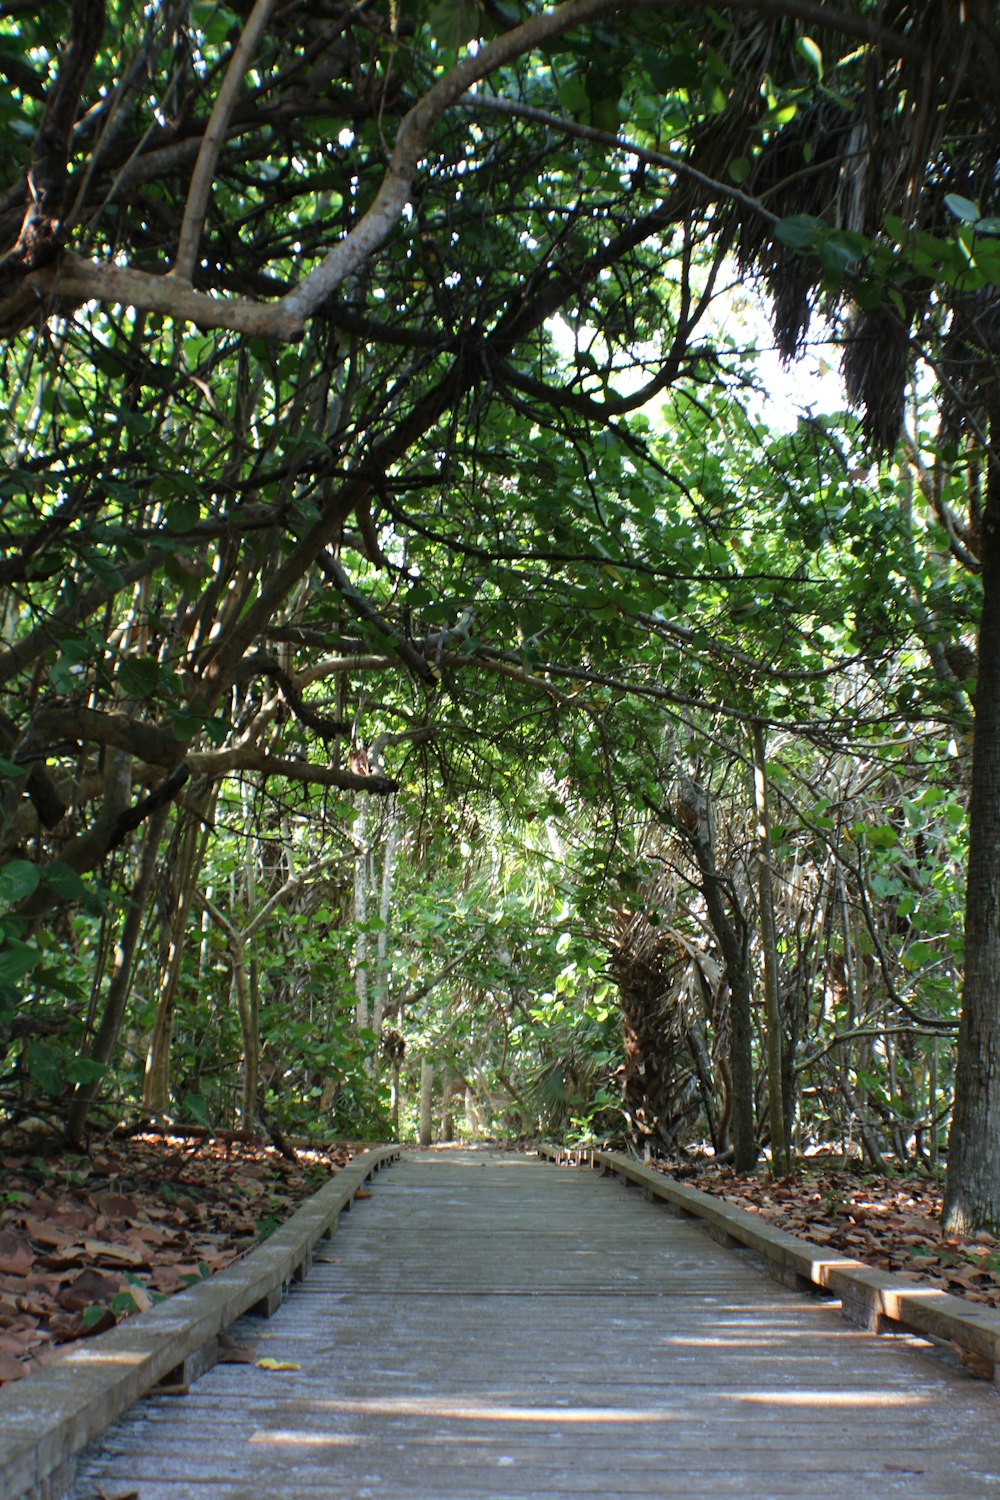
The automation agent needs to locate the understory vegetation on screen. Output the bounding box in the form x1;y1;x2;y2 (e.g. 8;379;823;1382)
1;0;999;1232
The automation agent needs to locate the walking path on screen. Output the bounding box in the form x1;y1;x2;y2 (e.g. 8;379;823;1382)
74;1149;1000;1499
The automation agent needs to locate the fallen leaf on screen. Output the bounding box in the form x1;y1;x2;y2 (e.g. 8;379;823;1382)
21;1217;73;1250
0;1351;28;1382
256;1357;301;1371
80;1239;147;1268
0;1231;33;1277
218;1333;256;1363
56;1269;122;1313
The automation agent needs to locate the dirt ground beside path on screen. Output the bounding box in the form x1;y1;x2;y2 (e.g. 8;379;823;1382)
656;1158;1000;1310
0;1129;354;1385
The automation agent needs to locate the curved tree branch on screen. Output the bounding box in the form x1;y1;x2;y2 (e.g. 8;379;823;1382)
171;0;279;282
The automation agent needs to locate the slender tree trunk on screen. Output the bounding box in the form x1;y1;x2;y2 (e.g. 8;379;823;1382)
675;776;756;1172
725;960;757;1173
372;796;398;1039
440;1070;458;1142
391;1061;401;1136
143;791;215;1113
353;799;370;1031
418;1058;433;1146
66;808;167;1142
944;447;1000;1233
752;721;789;1176
229;930;258;1125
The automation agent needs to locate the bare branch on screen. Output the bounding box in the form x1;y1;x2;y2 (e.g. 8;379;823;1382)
184;745;398;794
171;0;279;283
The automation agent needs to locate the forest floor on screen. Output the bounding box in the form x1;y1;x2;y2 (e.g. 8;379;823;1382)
0;1130;354;1386
657;1156;1000;1311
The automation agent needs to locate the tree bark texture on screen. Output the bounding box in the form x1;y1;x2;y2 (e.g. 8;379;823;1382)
143;790;216;1113
419;1058;433;1146
752;721;789;1176
66;806;167;1142
944;448;1000;1235
675;777;757;1172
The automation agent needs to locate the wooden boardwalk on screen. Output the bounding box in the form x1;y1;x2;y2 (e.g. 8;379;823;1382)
74;1149;1000;1499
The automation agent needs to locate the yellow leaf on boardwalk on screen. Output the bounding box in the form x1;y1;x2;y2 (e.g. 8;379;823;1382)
256;1357;301;1372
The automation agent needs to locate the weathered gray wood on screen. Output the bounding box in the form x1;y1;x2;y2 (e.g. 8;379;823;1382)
554;1146;1000;1386
71;1148;1000;1500
0;1145;400;1500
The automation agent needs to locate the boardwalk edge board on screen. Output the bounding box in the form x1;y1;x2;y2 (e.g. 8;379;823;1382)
539;1145;1000;1394
0;1143;401;1500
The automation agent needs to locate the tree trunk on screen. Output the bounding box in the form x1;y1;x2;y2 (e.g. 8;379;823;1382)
752;721;789;1177
440;1070;458;1142
418;1058;433;1146
66;807;167;1142
372;796;398;1039
143;790;216;1114
353;798;370;1031
944;455;1000;1234
229;930;258;1126
675;775;757;1172
391;1061;401;1136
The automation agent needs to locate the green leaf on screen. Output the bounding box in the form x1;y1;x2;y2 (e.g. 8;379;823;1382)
65;1057;107;1085
795;36;822;76
774;214;824;250
118;656;163;697
944;193;979;223
27;1040;62;1095
0;859;40;907
80;549;124;588
44;862;91;902
428;0;481;50
0;940;42;983
167;709;230;744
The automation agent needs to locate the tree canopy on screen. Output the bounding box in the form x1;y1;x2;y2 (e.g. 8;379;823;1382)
2;0;999;1232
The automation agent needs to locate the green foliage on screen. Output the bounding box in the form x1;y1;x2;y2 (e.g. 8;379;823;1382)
0;0;985;1175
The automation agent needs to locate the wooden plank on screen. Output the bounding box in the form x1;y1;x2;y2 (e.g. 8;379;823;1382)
0;1146;400;1500
553;1147;1000;1384
70;1149;1000;1500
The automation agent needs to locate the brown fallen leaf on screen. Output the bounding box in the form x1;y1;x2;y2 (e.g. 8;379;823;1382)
95;1193;140;1219
80;1238;147;1268
0;1231;33;1277
21;1217;73;1250
0;1133;351;1385
218;1333;256;1364
56;1268;122;1313
47;1311;85;1341
0;1350;28;1383
126;1282;154;1313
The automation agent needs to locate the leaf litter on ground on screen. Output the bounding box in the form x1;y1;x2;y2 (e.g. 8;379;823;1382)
653;1156;1000;1309
0;1131;354;1385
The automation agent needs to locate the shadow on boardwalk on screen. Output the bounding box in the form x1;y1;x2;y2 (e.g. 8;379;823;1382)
75;1148;1000;1499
